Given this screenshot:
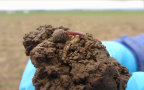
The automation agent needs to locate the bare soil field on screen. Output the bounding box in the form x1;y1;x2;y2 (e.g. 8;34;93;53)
0;11;144;90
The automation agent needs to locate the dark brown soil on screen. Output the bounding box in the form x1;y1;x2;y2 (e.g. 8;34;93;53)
23;25;131;90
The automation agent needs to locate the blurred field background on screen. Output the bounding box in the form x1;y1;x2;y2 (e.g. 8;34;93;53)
0;11;144;90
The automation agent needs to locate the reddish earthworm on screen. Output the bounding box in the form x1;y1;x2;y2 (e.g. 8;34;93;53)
67;30;85;36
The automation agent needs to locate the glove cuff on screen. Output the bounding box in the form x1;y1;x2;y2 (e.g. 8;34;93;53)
116;34;144;71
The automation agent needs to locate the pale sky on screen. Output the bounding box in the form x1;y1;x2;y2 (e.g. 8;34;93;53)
0;0;143;11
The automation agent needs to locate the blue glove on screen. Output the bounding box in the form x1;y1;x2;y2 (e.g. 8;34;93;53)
126;72;144;90
103;41;144;90
102;41;137;73
19;60;36;90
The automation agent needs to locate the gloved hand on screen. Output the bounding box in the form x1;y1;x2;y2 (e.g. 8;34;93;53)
103;41;144;90
126;72;144;90
19;60;36;90
102;41;137;73
19;41;144;90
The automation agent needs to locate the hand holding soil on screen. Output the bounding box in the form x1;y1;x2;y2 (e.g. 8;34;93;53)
23;25;131;90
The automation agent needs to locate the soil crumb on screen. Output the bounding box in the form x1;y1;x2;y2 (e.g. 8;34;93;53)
23;25;131;90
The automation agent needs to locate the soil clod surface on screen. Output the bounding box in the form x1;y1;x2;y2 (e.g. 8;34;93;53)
23;25;131;90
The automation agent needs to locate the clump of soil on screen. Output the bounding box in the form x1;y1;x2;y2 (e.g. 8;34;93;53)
23;25;131;90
